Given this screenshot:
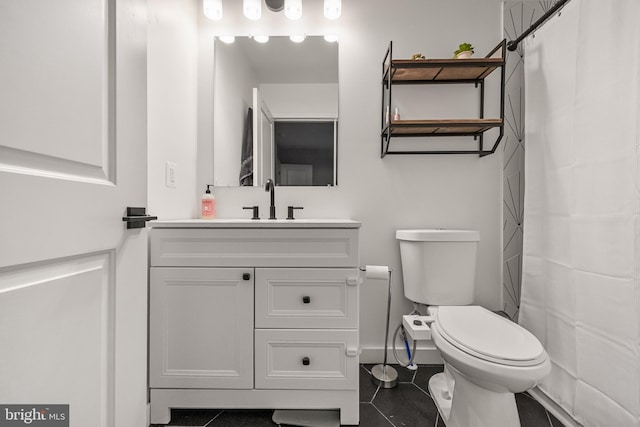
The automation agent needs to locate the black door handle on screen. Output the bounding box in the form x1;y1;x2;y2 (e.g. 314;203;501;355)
122;207;157;229
302;357;310;366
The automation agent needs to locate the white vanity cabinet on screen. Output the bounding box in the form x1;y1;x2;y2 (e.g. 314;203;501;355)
148;220;361;426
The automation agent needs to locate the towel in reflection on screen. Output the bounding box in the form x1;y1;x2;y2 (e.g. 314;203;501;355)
239;107;253;186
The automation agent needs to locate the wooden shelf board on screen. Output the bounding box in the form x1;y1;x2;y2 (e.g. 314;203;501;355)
387;118;502;135
391;58;503;82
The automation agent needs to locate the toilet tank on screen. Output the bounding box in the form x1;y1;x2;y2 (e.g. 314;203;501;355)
396;229;479;305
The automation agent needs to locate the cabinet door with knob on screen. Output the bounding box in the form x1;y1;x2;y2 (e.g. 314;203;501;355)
149;267;254;389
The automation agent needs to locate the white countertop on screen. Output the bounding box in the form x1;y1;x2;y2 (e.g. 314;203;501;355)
149;219;361;229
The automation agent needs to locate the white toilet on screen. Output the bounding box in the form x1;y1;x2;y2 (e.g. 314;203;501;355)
396;229;551;427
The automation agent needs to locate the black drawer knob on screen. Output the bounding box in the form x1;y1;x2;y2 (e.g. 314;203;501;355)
302;296;311;304
302;357;310;366
242;273;251;281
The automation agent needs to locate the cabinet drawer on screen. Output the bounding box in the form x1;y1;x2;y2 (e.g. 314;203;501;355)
255;329;359;390
255;268;359;329
150;228;359;268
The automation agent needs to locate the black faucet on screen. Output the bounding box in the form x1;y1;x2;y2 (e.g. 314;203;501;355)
265;178;276;219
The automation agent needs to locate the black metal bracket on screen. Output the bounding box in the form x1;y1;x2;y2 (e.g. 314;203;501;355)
380;39;506;158
122;207;157;229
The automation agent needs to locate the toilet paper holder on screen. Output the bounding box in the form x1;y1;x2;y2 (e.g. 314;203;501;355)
360;265;398;389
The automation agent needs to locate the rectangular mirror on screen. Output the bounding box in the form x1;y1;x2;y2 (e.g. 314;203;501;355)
213;36;339;187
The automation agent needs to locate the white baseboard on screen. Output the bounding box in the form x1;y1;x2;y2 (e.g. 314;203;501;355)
360;344;442;365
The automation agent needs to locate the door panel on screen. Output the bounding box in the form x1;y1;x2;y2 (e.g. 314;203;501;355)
0;254;114;427
0;0;108;168
0;1;148;426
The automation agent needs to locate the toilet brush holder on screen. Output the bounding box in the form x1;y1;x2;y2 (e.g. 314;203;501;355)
362;265;398;389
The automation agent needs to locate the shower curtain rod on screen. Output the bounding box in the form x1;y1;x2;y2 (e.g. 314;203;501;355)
507;0;571;51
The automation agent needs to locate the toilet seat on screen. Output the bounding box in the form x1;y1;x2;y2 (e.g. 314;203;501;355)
435;306;546;367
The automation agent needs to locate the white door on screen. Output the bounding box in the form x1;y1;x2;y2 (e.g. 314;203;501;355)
253;88;274;186
0;1;148;427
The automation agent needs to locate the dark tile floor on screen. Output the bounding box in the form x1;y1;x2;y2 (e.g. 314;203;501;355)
151;364;563;427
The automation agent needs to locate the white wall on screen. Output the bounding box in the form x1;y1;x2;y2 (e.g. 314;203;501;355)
148;0;199;219
197;0;504;362
260;83;338;118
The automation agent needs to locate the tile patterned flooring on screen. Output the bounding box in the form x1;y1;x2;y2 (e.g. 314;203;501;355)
151;364;563;427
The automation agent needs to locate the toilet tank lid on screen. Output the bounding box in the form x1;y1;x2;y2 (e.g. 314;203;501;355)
396;229;480;242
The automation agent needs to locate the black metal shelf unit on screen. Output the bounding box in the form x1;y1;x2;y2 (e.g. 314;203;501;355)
381;39;506;158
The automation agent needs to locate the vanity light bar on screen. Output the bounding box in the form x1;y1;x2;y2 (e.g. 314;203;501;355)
205;0;342;21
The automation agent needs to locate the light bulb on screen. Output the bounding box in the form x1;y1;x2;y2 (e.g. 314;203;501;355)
289;34;306;43
324;0;341;19
243;0;261;20
285;0;302;20
203;0;222;20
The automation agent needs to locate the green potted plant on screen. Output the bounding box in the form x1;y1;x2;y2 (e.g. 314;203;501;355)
453;42;474;59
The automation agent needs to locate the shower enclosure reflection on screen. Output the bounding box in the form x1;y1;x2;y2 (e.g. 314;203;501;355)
213;36;339;187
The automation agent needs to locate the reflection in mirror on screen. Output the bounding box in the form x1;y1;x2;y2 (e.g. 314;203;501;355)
213;36;338;187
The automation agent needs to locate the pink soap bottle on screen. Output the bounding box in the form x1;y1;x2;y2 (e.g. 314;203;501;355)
201;185;216;219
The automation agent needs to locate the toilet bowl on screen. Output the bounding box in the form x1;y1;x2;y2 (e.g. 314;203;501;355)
395;230;551;427
428;306;551;427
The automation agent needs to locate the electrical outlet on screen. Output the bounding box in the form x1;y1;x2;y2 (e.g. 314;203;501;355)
165;161;176;188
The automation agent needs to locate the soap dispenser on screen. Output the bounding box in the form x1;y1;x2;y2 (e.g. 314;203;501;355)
201;185;216;219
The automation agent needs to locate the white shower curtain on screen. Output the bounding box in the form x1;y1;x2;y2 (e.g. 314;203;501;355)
519;0;640;426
